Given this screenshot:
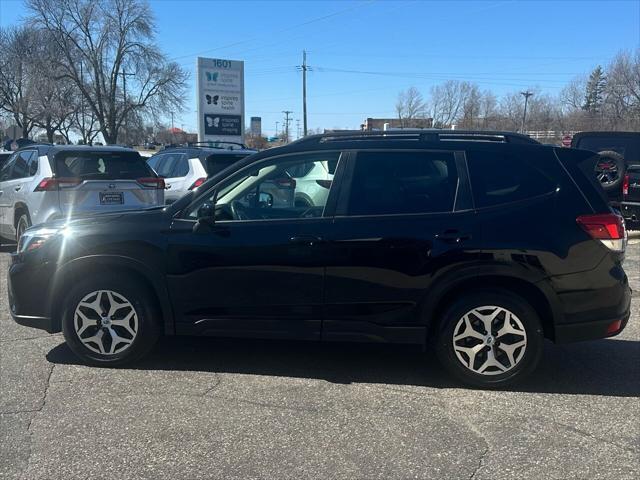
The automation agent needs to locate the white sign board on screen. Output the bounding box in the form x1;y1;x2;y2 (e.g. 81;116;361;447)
196;57;244;144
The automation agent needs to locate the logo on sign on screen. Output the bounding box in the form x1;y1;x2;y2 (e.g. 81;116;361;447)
205;71;219;82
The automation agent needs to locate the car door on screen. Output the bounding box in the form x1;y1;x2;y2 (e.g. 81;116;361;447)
0;153;17;237
322;149;481;343
163;154;191;202
166;150;343;340
2;150;34;237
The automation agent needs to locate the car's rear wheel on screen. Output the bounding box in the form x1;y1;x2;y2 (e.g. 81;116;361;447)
16;213;30;244
61;274;160;366
435;290;543;388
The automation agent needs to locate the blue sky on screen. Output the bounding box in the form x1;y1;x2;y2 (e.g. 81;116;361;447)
1;0;639;136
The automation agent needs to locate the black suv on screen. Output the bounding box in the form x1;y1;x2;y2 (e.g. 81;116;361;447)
9;131;631;388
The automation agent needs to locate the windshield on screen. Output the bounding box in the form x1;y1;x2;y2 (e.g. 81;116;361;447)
54;151;154;179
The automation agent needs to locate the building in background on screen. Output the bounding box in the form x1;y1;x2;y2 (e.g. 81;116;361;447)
250;117;262;136
362;117;433;131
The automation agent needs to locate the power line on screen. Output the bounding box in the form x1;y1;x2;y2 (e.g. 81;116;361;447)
169;0;376;62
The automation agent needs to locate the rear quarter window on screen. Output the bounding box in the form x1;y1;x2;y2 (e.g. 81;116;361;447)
466;147;560;208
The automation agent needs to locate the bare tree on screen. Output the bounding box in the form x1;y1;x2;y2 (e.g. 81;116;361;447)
0;26;40;138
430;80;472;128
27;0;188;144
395;87;426;126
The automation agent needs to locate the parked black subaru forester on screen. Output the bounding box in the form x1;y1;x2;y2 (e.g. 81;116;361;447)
9;131;631;388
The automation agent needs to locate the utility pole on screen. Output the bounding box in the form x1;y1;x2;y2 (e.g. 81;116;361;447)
296;119;301;139
297;50;310;136
120;69;135;145
170;111;175;143
520;90;533;133
282;110;293;143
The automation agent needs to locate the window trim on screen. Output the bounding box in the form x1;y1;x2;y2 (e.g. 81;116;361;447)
178;149;347;224
335;148;468;219
10;150;36;180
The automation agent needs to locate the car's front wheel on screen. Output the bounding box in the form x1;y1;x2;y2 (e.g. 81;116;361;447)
435;290;543;388
61;274;160;366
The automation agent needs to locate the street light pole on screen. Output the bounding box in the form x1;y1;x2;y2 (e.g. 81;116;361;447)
520;90;533;134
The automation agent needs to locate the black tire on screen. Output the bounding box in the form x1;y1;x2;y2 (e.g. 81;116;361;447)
595;150;625;192
15;213;31;245
61;273;161;367
435;289;543;388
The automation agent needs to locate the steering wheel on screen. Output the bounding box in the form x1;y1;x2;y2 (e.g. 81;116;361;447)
230;200;250;220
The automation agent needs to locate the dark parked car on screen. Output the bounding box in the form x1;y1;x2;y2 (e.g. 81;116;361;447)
621;164;640;230
9;130;630;388
571;131;640;206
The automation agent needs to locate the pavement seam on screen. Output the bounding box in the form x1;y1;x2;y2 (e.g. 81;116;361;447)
0;333;62;344
20;363;55;480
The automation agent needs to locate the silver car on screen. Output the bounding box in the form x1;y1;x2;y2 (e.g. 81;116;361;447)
0;145;164;243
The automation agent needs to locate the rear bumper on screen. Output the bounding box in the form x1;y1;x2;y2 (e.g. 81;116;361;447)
621;201;640;229
554;310;630;343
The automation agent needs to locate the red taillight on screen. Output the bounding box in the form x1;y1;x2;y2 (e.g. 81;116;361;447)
34;177;82;191
606;319;623;335
189;177;206;190
137;177;165;189
576;213;626;252
622;174;629;196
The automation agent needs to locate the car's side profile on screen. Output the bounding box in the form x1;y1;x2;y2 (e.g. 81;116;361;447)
9;131;631;388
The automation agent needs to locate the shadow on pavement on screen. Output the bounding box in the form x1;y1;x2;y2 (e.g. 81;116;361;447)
46;335;640;397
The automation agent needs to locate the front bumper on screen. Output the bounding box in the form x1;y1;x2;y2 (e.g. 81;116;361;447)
8;252;58;333
10;312;54;333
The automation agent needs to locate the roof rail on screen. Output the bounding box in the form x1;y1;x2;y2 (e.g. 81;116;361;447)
292;130;539;145
186;141;251;150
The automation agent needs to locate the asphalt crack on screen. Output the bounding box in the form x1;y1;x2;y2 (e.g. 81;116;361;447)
20;363;55;480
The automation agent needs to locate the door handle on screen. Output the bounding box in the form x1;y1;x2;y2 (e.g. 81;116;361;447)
290;235;323;246
14;186;22;192
435;230;472;244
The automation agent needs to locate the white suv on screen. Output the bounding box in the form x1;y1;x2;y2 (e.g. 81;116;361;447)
147;144;256;204
0;145;164;243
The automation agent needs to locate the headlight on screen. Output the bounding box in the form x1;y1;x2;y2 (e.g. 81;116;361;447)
18;227;61;253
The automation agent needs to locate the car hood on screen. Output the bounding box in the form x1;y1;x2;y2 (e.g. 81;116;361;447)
38;206;169;232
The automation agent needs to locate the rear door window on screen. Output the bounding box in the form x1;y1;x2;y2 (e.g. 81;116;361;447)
467;148;558;208
55;151;153;179
0;154;17;182
10;151;34;179
346;151;458;216
148;153;186;178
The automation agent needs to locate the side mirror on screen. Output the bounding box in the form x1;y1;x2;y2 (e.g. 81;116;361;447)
194;201;216;232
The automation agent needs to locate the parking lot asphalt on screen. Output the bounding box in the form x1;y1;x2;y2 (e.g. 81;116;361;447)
1;236;639;480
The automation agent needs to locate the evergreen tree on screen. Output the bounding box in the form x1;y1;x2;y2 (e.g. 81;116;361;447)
582;66;606;113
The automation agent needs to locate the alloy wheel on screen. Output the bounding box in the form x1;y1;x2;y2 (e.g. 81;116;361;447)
595;159;619;186
452;306;527;376
73;290;139;355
